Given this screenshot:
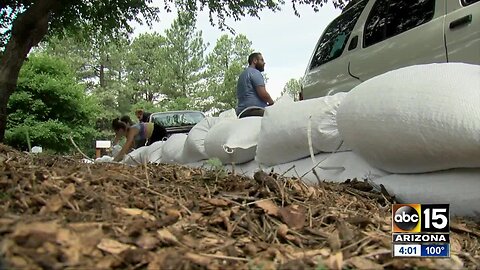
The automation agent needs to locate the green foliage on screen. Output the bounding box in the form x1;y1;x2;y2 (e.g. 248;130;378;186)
201;34;254;113
41;33;137;129
173;0;350;32
132;100;159;114
42;32;132;111
40;12;261;117
1;0;349;51
164;13;207;99
1;0;159;52
281;78;302;101
204;157;227;179
159;97;192;111
315;259;328;270
126;33;172;103
5;54;100;154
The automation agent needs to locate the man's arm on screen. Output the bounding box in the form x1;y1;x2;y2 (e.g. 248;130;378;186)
256;85;274;105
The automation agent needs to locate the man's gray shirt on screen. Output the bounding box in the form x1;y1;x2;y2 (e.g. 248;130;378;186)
236;67;267;115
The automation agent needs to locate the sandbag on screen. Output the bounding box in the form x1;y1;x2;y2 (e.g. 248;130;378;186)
121;141;165;165
161;134;188;164
373;169;480;219
218;108;238;119
95;155;114;163
183;117;224;163
122;146;150;165
147;141;165;164
205;117;262;164
267;151;389;185
337;63;480;173
256;92;349;166
111;144;122;157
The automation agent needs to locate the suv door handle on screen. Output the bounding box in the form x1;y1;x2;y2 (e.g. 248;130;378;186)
449;14;472;29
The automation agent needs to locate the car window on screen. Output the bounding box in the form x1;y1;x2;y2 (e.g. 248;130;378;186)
309;0;368;70
463;0;479;6
152;112;205;128
364;0;436;48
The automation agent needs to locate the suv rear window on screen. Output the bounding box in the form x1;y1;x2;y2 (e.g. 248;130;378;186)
364;0;436;48
309;0;368;70
151;111;205;128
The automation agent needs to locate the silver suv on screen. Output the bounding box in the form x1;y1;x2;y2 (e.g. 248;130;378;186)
301;0;480;99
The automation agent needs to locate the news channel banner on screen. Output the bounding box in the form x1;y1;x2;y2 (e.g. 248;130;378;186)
392;204;450;258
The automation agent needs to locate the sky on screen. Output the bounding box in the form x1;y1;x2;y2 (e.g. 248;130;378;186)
134;3;341;99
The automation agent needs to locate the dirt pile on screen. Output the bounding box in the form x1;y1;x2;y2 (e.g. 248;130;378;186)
0;144;479;269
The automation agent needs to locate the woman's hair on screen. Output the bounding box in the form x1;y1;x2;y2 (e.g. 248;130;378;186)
120;115;134;125
112;117;128;131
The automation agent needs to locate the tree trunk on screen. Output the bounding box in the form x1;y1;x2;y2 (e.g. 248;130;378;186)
0;0;57;142
99;64;106;88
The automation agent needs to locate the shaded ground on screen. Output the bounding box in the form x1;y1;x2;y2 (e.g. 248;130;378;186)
0;144;479;270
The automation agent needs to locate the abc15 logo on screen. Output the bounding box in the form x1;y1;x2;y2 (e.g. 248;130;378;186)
392;204;450;233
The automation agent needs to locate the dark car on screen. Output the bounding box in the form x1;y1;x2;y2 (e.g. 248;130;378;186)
149;110;206;137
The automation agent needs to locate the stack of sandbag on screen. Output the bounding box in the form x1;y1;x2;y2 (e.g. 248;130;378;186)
336;62;480;217
162;109;240;164
255;92;350;166
204;117;263;164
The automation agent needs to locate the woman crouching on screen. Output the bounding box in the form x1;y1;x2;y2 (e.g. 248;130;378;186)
112;116;167;162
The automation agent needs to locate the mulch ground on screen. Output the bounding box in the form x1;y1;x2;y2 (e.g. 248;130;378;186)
0;144;479;270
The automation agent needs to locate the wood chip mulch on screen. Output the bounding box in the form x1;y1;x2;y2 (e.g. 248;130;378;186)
0;144;479;269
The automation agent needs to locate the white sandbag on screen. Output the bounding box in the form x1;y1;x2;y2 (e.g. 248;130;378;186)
183;117;224;163
95;155;114;163
111;144;122;157
205;117;262;164
218;108;238;119
161;134;188;164
256;92;349;166
373;169;480;219
120;142;165;165
122;146;150;165
147;141;165;164
267;151;389;185
275;94;295;105
337;63;480;173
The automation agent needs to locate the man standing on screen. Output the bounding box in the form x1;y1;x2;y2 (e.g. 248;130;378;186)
135;109;152;123
236;52;275;118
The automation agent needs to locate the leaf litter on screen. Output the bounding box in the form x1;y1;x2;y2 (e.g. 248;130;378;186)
0;144;479;269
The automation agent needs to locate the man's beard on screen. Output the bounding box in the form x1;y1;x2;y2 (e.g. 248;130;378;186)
255;64;264;72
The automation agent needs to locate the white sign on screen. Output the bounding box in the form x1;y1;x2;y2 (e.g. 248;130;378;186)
96;140;111;148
